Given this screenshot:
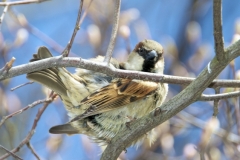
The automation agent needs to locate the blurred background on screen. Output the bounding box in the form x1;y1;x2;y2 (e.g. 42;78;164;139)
1;0;240;159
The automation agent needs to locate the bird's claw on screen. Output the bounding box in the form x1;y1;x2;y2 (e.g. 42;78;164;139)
153;107;167;116
125;116;137;130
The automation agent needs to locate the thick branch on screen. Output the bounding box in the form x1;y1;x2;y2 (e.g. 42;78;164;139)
213;0;225;61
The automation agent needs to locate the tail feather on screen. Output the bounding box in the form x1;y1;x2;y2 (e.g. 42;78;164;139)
31;46;53;60
49;123;79;134
27;47;68;97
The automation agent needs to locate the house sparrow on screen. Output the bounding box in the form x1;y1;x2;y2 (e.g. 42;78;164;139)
27;39;168;146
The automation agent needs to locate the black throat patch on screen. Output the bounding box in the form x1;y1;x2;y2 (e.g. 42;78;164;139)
142;60;156;72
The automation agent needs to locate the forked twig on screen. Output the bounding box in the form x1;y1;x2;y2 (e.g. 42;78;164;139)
0;98;51;128
26;142;40;160
0;94;56;160
0;145;22;160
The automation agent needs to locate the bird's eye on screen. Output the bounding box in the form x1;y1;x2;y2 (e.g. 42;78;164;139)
138;48;144;54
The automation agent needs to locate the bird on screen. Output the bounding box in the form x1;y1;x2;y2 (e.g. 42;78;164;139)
27;39;168;147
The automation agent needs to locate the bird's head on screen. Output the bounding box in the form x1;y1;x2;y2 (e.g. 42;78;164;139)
121;39;164;74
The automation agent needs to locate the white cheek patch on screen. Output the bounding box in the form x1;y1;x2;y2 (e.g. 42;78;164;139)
154;61;164;74
125;54;144;71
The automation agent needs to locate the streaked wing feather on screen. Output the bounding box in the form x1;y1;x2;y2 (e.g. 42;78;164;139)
70;79;158;122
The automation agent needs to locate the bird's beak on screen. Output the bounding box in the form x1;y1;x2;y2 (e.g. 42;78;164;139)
146;50;157;61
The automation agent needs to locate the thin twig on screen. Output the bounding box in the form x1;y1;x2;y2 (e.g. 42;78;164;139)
213;0;225;61
0;5;9;27
79;0;93;26
11;81;34;91
8;9;76;55
63;0;84;57
0;57;15;75
176;111;240;143
198;87;220;159
0;98;51;128
230;61;240;137
26;142;40;160
198;117;218;160
103;0;121;64
213;87;220;116
0;0;49;6
224;99;234;142
6;57;16;71
0;145;23;160
0;94;55;160
235;95;240;137
200;90;240;101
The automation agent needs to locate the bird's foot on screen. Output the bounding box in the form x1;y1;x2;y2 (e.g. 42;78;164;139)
125;116;137;130
153;107;167;116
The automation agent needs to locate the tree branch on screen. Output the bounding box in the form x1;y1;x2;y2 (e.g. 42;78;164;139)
0;98;51;128
213;0;225;61
177;111;240;143
26;142;40;160
8;9;72;54
11;81;34;91
200;90;240;101
0;5;9;26
0;145;22;160
63;0;84;56
213;87;220;116
0;57;16;75
0;0;49;6
103;0;121;65
79;0;93;26
0;94;55;160
1;50;240;88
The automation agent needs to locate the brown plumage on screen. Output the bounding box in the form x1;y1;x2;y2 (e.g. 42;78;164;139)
27;39;168;147
70;79;159;122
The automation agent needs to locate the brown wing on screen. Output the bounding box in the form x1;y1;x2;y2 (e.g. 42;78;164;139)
70;79;158;122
